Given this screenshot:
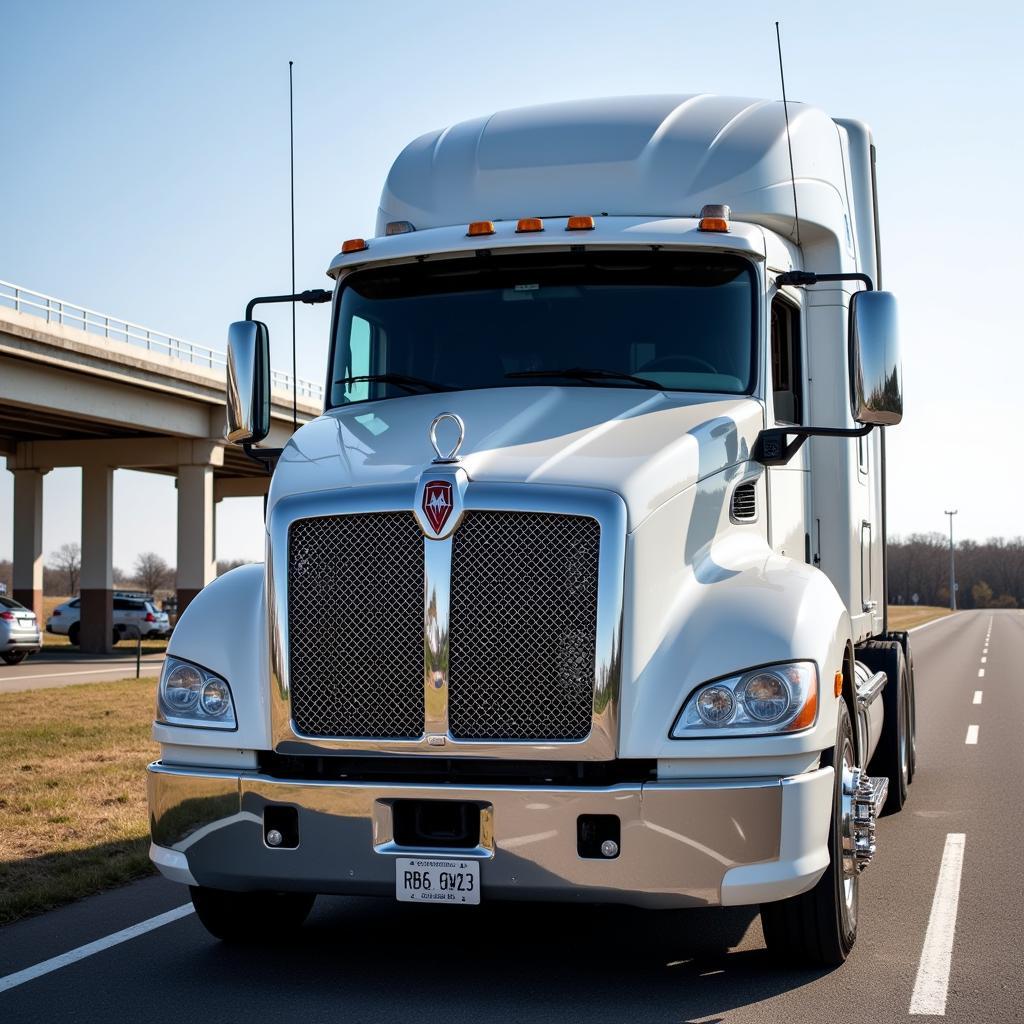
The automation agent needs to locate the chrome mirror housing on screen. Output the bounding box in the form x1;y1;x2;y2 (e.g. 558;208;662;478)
225;320;270;444
849;291;902;426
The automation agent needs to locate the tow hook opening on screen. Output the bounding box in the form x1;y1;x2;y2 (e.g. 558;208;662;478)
578;814;620;859
264;804;300;849
392;799;481;849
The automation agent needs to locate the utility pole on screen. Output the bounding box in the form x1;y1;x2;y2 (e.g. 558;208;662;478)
944;509;958;611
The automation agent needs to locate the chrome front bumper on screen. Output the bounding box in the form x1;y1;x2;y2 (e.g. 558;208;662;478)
147;762;834;909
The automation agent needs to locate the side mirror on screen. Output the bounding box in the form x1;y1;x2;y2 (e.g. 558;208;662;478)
849;291;902;426
225;321;270;444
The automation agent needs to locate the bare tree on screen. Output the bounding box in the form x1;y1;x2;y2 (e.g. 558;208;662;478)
50;542;81;596
134;551;171;594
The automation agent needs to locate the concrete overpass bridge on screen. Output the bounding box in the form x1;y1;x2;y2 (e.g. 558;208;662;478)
1;280;322;651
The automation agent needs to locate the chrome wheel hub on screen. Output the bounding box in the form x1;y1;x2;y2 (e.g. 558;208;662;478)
841;766;888;876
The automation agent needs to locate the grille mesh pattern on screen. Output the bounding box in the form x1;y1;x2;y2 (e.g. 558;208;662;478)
288;513;424;738
448;512;600;741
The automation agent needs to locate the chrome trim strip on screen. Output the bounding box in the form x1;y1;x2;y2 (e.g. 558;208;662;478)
268;481;627;760
423;533;452;739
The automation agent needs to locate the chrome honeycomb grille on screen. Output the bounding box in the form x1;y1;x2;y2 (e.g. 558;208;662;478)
447;511;600;741
287;512;424;738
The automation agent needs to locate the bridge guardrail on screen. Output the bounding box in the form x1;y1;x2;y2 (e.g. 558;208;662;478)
0;279;323;402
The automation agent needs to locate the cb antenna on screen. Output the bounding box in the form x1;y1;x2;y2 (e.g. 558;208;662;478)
775;22;801;248
288;60;297;433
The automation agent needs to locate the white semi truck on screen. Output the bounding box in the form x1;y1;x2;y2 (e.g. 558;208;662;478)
148;94;913;965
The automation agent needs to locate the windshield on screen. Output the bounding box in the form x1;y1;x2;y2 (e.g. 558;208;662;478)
328;251;756;407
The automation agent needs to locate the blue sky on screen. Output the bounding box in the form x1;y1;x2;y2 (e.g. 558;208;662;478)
1;0;1021;568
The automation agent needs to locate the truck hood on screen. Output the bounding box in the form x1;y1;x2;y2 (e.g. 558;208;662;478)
270;388;763;529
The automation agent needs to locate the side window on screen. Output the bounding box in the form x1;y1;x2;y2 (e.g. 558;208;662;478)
113;599;128;611
770;296;802;424
341;315;372;403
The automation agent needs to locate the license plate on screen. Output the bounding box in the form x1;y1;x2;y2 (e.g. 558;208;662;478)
395;857;480;905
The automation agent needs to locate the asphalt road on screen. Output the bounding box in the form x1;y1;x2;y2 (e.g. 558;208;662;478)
0;610;1020;1022
0;648;164;693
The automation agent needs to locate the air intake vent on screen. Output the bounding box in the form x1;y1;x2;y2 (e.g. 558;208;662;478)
731;482;757;522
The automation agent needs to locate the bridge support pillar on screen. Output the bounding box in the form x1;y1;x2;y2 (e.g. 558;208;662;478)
176;464;215;617
80;464;114;653
12;468;47;622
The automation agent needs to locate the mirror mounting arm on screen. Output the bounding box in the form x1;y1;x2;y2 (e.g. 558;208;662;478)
241;442;283;472
245;289;332;320
775;271;874;292
756;423;873;467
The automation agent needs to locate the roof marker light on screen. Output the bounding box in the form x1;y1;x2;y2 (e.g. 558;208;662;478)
566;215;595;231
516;218;544;233
698;204;731;232
467;220;496;237
385;220;416;236
341;237;369;254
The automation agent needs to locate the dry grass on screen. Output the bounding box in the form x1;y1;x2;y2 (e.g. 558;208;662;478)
0;677;158;924
887;605;953;631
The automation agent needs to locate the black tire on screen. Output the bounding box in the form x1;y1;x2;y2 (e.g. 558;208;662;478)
2;651;28;665
892;630;917;782
190;886;316;943
68;622;80;646
862;640;909;814
760;700;858;967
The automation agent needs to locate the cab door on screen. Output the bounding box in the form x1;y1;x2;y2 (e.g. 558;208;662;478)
766;294;809;560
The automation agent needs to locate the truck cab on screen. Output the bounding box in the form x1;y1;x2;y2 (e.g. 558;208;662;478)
147;94;913;965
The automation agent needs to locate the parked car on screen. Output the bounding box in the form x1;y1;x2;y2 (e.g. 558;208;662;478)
46;592;172;645
0;596;42;664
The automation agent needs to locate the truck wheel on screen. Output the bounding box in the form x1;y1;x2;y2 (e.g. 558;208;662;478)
189;886;316;942
903;641;917;784
2;651;28;665
864;641;909;814
760;700;858;967
68;623;80;646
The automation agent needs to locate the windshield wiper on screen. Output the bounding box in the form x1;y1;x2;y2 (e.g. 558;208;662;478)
505;367;665;390
333;373;455;394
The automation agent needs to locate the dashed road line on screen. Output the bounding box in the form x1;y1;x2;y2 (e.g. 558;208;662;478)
980;656;986;663
965;725;979;745
0;905;194;994
973;690;983;705
910;833;967;1016
978;668;985;678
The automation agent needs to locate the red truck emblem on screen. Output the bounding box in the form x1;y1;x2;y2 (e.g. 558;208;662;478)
422;480;454;533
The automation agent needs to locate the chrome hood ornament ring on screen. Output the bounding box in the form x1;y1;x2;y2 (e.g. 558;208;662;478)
430;411;465;464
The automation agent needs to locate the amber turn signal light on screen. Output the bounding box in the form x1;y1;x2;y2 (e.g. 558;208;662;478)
698;204;731;232
566;215;595;231
516;217;544;233
467;220;496;237
341;237;368;254
834;670;844;698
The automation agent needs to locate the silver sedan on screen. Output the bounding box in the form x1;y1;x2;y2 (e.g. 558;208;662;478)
0;596;42;665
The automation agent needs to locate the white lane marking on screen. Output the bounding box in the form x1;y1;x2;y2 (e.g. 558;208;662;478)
0;904;194;994
973;691;983;705
908;614;961;634
910;833;967;1016
965;725;979;745
980;656;987;664
2;663;163;682
978;668;985;678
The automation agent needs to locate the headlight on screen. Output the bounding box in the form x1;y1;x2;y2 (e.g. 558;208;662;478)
157;656;236;730
671;662;817;738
